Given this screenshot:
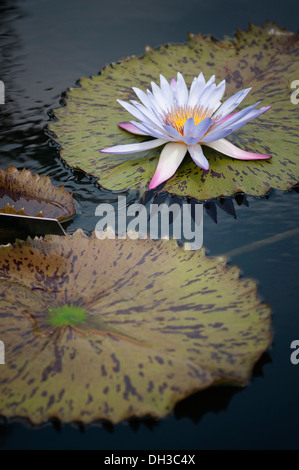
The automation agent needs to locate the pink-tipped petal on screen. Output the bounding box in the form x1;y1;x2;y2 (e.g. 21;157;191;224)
213;87;252;122
170;77;177;90
217;112;238;125
118;122;147;135
204;138;272;160
100;138;167;155
212;102;261;132
149;142;187;189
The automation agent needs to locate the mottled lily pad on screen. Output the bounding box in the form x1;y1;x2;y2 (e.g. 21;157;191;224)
49;22;299;200
0;230;272;424
0;165;76;221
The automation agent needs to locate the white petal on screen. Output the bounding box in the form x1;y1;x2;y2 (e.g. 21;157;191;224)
200;127;233;143
229;106;271;132
183;117;196;136
188;72;206;107
188;144;209;170
197;82;216;109
182;135;200;145
130;100;166;131
205;75;216;86
131;121;174;140
193;117;213;139
146;89;165;115
162;124;183;141
183;117;213;144
159;74;175;104
100;138;168;155
132;87;157;113
212;101;261;132
151;81;171;111
118;98;165;134
175;72;189;106
117;99;146;122
190;72;206;94
213;87;252;122
149;142;187;189
207;79;226;114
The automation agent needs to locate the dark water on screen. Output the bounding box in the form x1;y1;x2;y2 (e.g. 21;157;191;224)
0;0;299;450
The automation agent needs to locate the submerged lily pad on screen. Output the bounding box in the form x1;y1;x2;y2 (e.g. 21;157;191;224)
49;22;299;200
0;230;272;424
0;165;76;221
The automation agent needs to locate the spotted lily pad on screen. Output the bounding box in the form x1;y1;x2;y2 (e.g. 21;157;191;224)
49;22;299;200
0;165;76;221
0;230;272;424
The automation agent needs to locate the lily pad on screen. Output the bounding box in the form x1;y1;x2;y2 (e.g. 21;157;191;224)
0;230;272;424
49;22;299;200
0;165;76;221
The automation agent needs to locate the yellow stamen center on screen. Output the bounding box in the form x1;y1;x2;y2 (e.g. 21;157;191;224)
163;105;213;135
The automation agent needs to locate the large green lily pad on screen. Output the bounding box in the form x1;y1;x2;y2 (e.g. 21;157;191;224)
49;22;299;200
0;230;272;424
0;166;76;221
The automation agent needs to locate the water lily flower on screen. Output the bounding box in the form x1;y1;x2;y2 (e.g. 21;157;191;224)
100;72;271;189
